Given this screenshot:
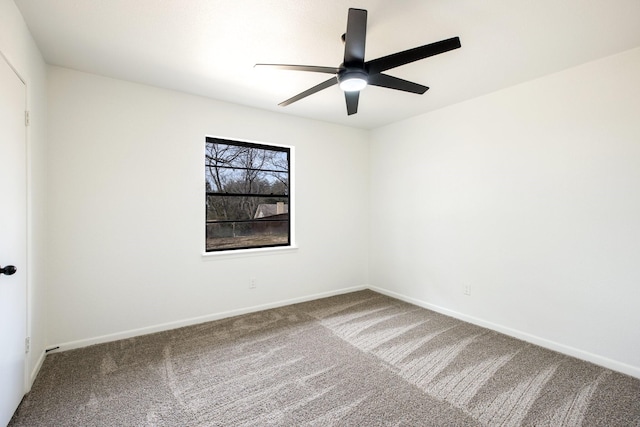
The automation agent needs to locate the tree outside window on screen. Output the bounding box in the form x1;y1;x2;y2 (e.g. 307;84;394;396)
205;137;291;252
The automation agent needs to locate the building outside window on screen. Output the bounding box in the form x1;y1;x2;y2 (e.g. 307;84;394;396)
205;137;291;252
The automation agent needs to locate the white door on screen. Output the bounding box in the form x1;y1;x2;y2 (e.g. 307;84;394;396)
0;52;27;426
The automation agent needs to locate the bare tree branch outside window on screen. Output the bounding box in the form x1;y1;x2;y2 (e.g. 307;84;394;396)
205;137;290;251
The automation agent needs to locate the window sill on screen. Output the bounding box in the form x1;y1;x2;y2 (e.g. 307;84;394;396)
201;245;299;260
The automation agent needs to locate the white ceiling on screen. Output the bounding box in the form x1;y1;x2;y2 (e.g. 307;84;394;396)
14;0;640;129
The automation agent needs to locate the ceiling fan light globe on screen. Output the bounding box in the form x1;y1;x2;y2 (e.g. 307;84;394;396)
338;69;369;92
339;77;368;92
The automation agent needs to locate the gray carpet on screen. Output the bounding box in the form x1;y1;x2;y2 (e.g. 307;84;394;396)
10;290;640;426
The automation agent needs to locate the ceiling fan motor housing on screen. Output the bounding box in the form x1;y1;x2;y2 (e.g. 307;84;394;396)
338;68;369;91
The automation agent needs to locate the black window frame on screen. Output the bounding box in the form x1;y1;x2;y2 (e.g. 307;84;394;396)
205;136;291;253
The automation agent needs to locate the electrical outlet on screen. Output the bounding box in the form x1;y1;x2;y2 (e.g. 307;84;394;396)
250;277;256;289
463;285;471;296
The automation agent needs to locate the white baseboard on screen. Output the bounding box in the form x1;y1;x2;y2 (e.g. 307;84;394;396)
48;285;368;353
26;349;46;392
369;286;640;379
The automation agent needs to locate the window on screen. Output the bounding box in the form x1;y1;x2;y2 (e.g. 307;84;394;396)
205;137;291;252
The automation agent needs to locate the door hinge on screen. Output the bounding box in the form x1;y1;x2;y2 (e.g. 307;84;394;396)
25;337;31;354
25;110;30;127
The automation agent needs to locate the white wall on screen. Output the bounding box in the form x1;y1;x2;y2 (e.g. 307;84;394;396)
1;0;48;386
46;66;370;347
370;47;640;377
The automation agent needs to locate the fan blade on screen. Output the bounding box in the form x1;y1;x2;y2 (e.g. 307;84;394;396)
343;8;367;66
345;91;359;115
279;77;338;107
368;73;429;94
366;37;461;74
255;64;340;74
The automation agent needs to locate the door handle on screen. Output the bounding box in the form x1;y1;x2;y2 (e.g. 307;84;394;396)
0;265;17;276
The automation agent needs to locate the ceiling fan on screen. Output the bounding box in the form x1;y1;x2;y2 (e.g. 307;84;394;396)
256;8;461;116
